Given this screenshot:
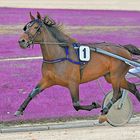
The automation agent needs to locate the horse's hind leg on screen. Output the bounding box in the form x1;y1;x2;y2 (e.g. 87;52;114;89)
102;76;122;115
102;61;131;114
98;74;123;123
120;78;140;102
68;82;101;111
100;63;129;123
105;73;140;102
15;78;52;116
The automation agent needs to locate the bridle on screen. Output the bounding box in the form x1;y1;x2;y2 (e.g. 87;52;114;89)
23;19;67;48
22;19;82;65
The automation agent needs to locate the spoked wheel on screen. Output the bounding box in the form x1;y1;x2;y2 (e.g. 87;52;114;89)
102;90;133;126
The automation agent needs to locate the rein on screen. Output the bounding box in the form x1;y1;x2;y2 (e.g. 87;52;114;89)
34;42;67;45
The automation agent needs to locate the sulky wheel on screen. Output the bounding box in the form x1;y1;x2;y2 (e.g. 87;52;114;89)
102;90;133;126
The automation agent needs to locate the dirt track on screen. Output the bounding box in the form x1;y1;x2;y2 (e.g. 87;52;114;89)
0;124;140;140
1;0;140;11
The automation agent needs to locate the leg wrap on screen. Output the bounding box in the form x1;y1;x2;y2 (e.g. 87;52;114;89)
29;86;41;99
73;101;80;111
19;96;32;111
18;86;41;112
134;90;140;102
101;100;114;115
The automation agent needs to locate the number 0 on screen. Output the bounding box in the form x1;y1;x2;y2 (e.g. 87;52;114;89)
79;46;90;61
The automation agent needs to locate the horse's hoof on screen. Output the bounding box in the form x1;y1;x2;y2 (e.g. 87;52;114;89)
98;115;108;124
14;111;23;116
92;102;101;108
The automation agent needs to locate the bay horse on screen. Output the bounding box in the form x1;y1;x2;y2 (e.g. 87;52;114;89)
15;12;140;123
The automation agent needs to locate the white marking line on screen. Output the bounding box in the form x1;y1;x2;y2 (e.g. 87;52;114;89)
0;56;43;62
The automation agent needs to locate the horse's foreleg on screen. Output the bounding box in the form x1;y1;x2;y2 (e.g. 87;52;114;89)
69;83;101;111
15;79;51;116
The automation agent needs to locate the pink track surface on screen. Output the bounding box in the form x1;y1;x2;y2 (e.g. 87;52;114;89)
0;8;140;122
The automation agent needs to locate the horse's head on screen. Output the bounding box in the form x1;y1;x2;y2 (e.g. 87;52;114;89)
19;12;68;49
19;12;55;49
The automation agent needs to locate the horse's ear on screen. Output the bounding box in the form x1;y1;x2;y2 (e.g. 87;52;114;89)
37;11;42;20
30;12;35;20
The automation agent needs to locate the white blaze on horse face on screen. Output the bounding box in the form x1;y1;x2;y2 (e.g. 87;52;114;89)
79;46;91;61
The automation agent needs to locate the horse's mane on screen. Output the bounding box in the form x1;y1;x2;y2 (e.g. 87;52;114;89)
43;16;76;47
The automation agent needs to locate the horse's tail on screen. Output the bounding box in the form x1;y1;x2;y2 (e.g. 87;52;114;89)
123;44;140;55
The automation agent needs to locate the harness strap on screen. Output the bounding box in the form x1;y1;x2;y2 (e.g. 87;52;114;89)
43;43;82;65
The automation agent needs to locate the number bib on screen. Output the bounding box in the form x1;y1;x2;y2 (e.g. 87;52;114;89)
79;46;91;61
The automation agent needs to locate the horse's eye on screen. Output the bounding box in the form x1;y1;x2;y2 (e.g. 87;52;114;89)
35;26;39;29
23;26;27;31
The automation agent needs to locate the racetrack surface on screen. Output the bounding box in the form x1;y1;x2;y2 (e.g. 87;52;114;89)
1;8;140;122
1;0;140;11
1;123;140;140
1;6;140;122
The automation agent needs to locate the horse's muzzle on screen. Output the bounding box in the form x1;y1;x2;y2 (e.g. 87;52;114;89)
18;39;31;49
